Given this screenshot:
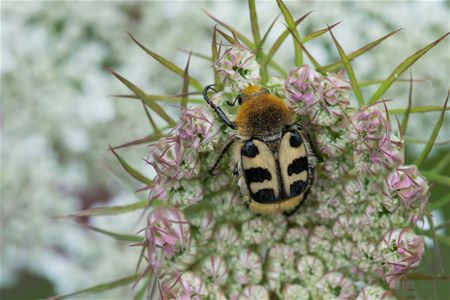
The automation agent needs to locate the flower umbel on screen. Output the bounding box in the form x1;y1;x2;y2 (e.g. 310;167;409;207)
95;4;448;299
136;44;433;298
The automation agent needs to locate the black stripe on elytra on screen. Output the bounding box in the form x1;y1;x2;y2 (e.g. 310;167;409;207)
244;168;272;183
289;131;303;148
290;180;307;197
241;140;259;158
253;189;276;203
275;150;286;199
287;156;308;176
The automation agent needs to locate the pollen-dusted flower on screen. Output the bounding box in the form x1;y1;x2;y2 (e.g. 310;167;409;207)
214;46;260;91
331;239;354;270
309;181;345;220
267;76;286;97
332;214;358;238
343;178;368;205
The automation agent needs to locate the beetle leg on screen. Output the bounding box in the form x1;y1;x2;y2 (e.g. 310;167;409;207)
209;137;237;175
307;133;324;163
232;164;239;177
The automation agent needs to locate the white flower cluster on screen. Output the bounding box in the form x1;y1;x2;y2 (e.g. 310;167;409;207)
214;46;261;91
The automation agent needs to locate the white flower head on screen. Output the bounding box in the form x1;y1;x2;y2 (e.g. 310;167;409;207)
231;249;263;285
214;46;260;91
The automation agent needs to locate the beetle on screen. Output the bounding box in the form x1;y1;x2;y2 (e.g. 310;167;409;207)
203;84;317;215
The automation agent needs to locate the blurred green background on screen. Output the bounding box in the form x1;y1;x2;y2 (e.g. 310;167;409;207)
1;1;448;299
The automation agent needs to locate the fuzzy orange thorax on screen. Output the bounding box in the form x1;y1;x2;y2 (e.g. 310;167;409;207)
236;93;295;136
241;85;262;97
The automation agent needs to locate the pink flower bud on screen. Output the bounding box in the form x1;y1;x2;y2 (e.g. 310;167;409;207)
178;106;219;151
385;165;429;210
145;207;190;272
351;104;388;149
378;228;425;288
285;65;322;108
213;46;260;91
321;73;351;108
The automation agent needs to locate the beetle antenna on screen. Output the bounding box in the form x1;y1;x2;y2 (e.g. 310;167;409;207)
203;84;236;129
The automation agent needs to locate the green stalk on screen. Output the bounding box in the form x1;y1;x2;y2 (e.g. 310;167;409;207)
277;0;303;65
421;171;450;187
328;26;364;106
48;274;143;300
414;91;449;167
66;200;148;218
109;146;153;185
400;71;413;135
368;33;449;104
389;106;450;114
248;0;261;46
